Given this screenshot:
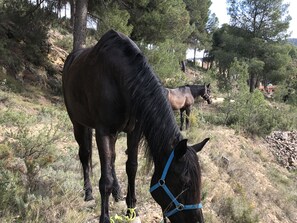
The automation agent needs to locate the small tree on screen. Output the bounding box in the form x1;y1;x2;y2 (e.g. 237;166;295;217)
227;0;291;40
248;58;264;92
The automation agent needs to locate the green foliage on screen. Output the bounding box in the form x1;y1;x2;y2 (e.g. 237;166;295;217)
127;0;192;43
222;90;274;136
205;58;297;136
0;105;74;222
0;157;27;218
55;35;73;52
92;1;133;38
273;82;297;105
248;58;264;78
184;0;213;50
206;89;297;136
216;58;249;93
227;0;291;40
140;39;187;85
212;0;295;89
0;0;54;73
261;43;293;83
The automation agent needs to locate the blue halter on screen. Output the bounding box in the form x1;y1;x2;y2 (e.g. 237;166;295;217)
150;150;202;218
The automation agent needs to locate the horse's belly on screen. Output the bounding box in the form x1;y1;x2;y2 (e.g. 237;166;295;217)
66;96;129;131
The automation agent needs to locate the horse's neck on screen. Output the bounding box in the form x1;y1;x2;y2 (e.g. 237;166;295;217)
148;128;182;162
131;85;181;162
190;86;204;98
151;134;181;167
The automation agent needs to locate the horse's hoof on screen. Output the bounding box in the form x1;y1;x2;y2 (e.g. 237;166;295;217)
84;194;94;201
84;188;94;201
130;216;141;223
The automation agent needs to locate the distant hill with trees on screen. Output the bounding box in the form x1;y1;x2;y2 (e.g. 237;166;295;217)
288;38;297;46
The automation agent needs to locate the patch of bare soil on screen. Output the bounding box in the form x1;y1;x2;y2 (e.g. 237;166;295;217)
194;127;297;223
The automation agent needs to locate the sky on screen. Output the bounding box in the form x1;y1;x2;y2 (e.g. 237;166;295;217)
210;0;297;38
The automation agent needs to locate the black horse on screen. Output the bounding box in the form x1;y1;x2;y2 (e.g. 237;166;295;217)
167;84;212;130
62;29;209;223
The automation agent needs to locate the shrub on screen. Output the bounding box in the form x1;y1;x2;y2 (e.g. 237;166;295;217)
220;197;259;223
222;90;278;136
205;88;297;136
0;105;75;222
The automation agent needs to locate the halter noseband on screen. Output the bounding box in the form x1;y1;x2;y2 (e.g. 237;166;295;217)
150;150;202;218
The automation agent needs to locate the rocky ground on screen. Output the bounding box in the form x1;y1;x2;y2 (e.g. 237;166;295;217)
266;131;297;171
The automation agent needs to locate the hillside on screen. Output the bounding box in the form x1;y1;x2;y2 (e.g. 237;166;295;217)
0;27;297;223
0;82;296;222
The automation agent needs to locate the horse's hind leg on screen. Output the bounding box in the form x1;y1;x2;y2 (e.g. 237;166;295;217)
73;122;94;201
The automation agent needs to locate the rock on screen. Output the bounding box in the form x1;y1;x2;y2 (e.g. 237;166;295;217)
288;157;295;166
266;131;297;171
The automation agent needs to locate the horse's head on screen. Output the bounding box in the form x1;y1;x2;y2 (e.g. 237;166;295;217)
202;83;212;104
150;138;209;223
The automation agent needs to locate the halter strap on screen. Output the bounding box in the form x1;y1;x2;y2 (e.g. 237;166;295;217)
150;150;202;218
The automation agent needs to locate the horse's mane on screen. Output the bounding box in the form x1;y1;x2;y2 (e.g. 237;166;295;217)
93;30;182;162
184;148;201;197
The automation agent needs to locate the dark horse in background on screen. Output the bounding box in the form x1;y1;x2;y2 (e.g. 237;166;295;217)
166;84;212;130
62;29;209;223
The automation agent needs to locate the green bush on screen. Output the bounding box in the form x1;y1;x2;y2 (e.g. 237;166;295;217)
55;36;73;52
223;90;278;136
0;162;27;217
205;89;297;136
0;105;75;222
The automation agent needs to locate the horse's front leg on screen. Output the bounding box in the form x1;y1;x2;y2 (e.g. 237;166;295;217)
125;126;141;221
185;106;191;130
73;122;94;201
111;154;122;202
180;109;185;131
96;132;117;223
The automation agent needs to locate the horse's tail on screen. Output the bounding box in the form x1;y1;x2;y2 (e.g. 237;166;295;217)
88;128;93;175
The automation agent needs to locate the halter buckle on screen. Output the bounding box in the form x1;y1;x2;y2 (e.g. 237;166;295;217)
159;179;165;186
176;203;184;211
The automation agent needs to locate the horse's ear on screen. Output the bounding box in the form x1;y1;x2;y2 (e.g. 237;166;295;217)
207;83;210;88
174;139;188;159
192;138;210;153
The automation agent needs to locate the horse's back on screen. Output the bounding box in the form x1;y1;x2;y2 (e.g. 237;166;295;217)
62;30;140;130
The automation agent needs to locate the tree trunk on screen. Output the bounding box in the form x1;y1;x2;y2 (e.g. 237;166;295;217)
193;47;196;65
69;0;75;27
73;0;88;51
64;4;67;18
180;60;186;72
249;73;255;93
